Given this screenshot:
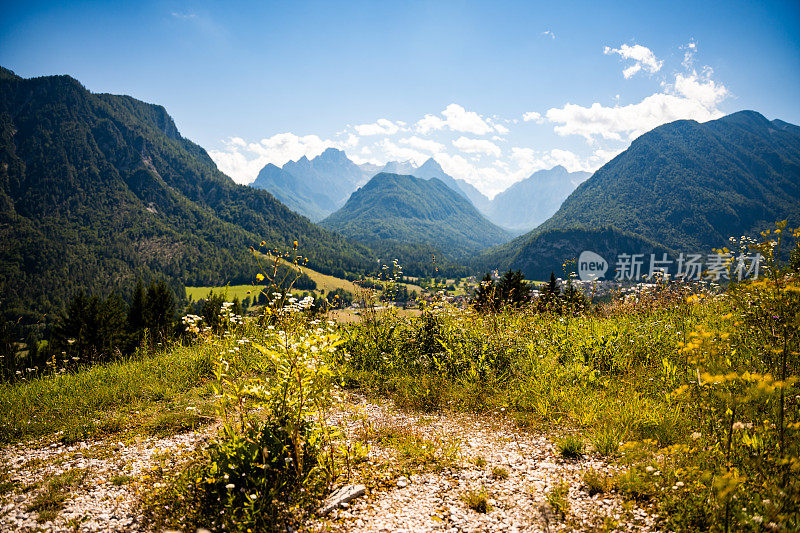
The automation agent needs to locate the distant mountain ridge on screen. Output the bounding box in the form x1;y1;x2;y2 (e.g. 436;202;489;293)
477;110;800;278
250;149;589;233
486;166;590;231
412;158;491;212
251;163;336;222
321;173;512;261
250;148;372;221
250;152;494;222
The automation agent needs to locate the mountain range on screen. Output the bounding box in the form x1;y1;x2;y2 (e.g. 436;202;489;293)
250;151;590;233
0;67;372;320
3;64;799;322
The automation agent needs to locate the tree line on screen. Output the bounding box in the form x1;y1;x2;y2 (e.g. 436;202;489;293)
0;279;181;381
472;270;588;313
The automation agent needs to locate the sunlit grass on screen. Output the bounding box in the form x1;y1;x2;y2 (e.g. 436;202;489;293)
0;342;218;444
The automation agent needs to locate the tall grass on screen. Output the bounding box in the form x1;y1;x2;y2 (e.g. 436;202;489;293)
0;342;218;444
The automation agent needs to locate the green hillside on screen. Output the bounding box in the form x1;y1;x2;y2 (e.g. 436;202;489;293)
477;111;800;278
0;67;372;321
538;111;800;250
321;173;511;262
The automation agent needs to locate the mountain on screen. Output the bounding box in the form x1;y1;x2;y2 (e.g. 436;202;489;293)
413;158;491;212
320;173;512;261
0;67;372;321
250;163;335;222
250;148;370;221
252;153;493;222
380;160;417;175
282;147;368;207
476;111;800;278
537;111;800;250
455;179;491;214
486;166;590;231
358;161;383;177
474;226;673;281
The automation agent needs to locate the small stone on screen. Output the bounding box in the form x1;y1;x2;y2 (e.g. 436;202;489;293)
319;484;367;515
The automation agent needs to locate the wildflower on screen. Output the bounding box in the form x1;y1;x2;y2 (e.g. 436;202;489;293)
691;432;702;440
256;273;264;281
226;483;235;490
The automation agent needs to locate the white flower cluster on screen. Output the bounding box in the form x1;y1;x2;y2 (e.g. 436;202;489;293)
280;295;315;314
182;314;204;334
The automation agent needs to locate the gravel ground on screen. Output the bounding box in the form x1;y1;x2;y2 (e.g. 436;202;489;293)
311;396;659;533
0;426;215;532
0;395;659;532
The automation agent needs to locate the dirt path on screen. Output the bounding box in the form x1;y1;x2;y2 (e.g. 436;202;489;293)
0;396;658;532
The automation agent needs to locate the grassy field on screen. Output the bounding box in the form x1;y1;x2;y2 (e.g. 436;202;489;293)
187;262;423;303
186;284;260;303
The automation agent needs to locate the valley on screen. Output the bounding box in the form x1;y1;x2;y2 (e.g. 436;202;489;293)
1;14;799;531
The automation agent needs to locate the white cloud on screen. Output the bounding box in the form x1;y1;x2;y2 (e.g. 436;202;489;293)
542;30;555;39
399;136;445;153
353;118;401;136
207;149;266;185
545;68;728;142
510;147;595;174
415;103;494;135
435;153;511;196
681;41;697;69
452;136;502;157
522;111;543;123
210;42;729;197
590;147;625;165
604;43;663;79
378;140;430;166
674;69;728;107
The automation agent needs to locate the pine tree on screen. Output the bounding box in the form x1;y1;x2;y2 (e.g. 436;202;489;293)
496;270;530;307
537;272;561;312
98;293;127;357
144;280;176;344
127;280;146;348
472;273;497;312
25;330;41;369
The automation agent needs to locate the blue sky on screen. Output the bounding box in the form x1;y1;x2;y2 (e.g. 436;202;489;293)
2;0;799;196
